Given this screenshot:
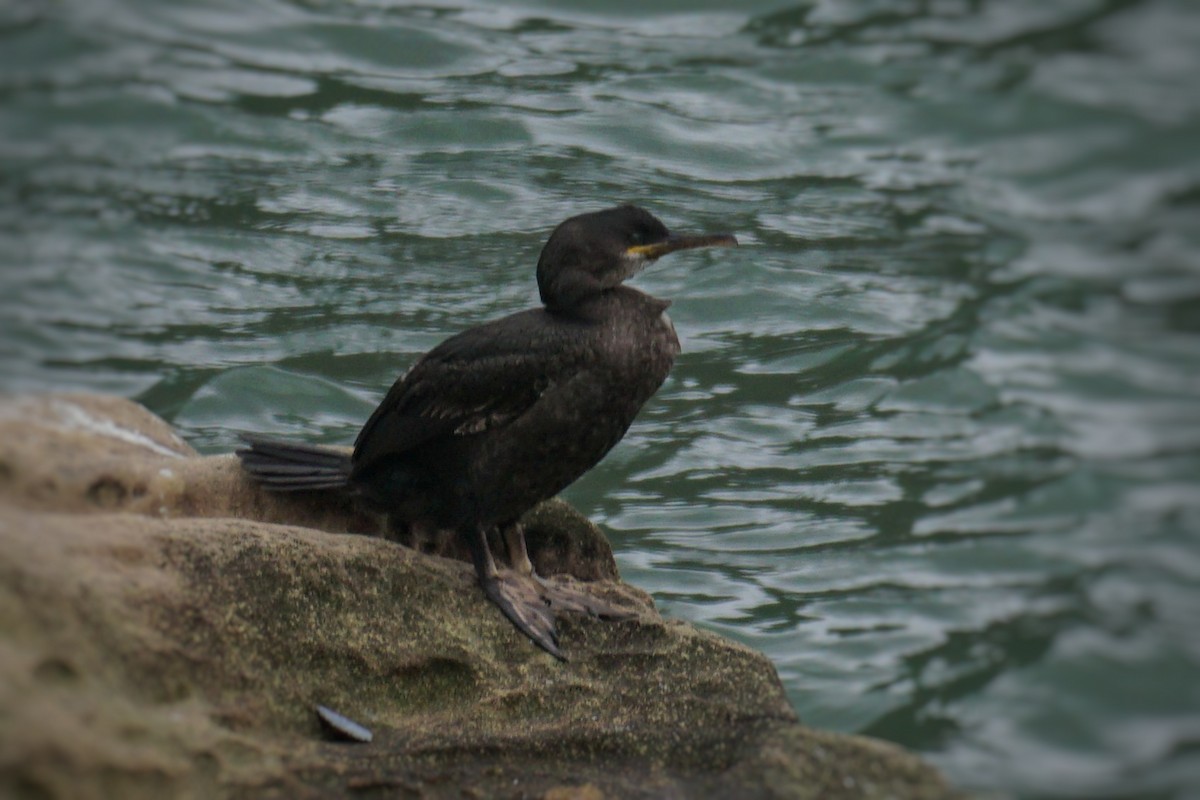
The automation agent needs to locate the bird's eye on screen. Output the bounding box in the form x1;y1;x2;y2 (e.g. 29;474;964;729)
630;231;644;245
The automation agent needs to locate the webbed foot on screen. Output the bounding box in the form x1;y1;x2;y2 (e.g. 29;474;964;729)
536;574;639;621
499;521;638;621
480;570;564;661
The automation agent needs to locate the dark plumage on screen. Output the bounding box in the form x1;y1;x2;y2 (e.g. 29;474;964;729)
237;204;737;658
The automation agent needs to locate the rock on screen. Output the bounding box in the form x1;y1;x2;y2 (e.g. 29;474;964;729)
0;393;966;799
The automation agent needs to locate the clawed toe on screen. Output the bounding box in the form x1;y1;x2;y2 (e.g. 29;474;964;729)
481;571;564;661
536;574;639;621
480;566;641;660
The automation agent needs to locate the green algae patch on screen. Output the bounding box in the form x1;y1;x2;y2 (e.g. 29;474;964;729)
0;393;966;799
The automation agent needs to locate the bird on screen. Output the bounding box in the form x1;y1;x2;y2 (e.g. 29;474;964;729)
237;204;737;659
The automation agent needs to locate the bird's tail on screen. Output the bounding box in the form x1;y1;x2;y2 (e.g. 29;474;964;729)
236;434;352;491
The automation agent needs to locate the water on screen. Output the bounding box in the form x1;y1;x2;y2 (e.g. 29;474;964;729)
2;1;1198;797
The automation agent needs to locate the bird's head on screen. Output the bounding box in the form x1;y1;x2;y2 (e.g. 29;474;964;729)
536;204;737;312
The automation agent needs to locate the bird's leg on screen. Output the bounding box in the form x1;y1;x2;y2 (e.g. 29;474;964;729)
499;521;637;622
465;522;500;586
501;521;536;577
383;518;437;553
409;520;438;553
466;523;564;660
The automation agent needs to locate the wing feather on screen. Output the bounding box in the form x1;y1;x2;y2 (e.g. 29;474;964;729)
352;308;589;471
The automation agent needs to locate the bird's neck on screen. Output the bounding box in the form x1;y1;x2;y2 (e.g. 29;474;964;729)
547;285;670;321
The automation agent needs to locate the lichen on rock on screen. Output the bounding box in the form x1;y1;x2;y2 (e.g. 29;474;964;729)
0;393;966;799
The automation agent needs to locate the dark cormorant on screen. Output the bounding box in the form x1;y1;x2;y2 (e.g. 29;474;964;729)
237;205;737;658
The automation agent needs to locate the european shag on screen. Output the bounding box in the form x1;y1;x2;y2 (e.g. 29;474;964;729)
237;205;737;658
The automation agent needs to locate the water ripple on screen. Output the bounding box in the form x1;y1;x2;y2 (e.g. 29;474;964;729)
3;1;1199;797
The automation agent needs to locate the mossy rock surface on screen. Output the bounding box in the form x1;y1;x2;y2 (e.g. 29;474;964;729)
0;393;966;799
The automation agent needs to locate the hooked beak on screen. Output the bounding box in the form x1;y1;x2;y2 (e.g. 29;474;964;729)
625;232;739;261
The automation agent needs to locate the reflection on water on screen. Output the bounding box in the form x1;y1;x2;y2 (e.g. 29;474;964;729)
3;1;1198;797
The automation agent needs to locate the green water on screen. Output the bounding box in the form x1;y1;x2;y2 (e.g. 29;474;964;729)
3;1;1198;797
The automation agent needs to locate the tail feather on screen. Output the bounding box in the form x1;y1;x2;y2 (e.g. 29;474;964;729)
236;434;351;492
